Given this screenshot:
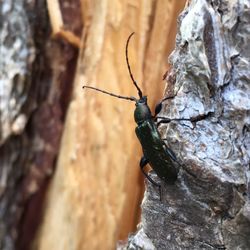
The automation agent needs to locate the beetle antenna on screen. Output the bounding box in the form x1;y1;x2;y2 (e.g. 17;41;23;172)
126;32;143;99
82;86;137;102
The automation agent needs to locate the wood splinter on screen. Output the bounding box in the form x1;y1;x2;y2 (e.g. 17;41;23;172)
46;0;81;48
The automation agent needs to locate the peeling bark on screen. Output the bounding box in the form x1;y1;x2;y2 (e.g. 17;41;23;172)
120;0;250;249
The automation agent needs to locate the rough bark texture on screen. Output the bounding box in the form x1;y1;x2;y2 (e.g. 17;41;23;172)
0;1;80;249
0;1;43;249
119;0;250;249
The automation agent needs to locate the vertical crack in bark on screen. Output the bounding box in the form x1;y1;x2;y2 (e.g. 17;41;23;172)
203;10;217;95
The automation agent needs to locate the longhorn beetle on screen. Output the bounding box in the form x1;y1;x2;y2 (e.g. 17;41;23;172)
83;33;188;195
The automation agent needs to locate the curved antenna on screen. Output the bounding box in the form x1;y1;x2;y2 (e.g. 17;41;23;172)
126;32;143;99
82;86;137;102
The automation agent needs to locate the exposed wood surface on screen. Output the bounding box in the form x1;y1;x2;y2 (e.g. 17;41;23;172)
35;1;185;250
47;0;81;47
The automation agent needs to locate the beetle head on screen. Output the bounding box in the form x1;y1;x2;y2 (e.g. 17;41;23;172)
134;96;152;124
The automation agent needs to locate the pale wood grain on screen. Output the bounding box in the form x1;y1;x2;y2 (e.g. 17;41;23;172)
35;1;186;249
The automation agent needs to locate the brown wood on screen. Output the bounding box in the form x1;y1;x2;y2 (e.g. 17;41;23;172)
35;1;186;250
3;0;249;249
0;0;185;249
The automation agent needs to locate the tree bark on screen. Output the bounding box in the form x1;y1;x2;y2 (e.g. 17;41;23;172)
0;1;80;249
120;0;250;249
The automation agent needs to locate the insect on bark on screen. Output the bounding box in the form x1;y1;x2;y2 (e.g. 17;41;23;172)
83;33;186;197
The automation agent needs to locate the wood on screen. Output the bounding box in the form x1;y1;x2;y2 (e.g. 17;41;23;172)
35;0;186;250
47;0;81;47
47;0;63;35
5;0;250;249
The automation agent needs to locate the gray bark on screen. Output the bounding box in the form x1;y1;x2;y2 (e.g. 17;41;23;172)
119;0;250;249
0;1;37;249
0;1;79;249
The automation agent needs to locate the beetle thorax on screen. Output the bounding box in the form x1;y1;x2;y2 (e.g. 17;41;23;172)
134;97;152;124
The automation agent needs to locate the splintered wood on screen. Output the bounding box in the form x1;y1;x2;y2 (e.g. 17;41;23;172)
47;0;81;47
35;1;185;250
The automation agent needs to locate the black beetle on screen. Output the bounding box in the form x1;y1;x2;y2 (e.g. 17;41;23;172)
83;33;185;193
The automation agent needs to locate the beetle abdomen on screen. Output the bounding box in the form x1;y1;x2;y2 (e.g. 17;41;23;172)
135;120;178;183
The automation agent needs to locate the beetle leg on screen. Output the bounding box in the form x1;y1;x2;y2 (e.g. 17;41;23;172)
140;156;162;200
140;156;158;185
153;95;176;118
156;112;212;126
162;143;177;162
162;140;183;168
156;117;191;127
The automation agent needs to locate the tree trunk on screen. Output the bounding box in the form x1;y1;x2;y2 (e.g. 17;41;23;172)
0;0;186;250
35;1;186;250
120;0;250;249
0;1;80;249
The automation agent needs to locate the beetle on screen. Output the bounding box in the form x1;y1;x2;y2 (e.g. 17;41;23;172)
83;33;186;194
